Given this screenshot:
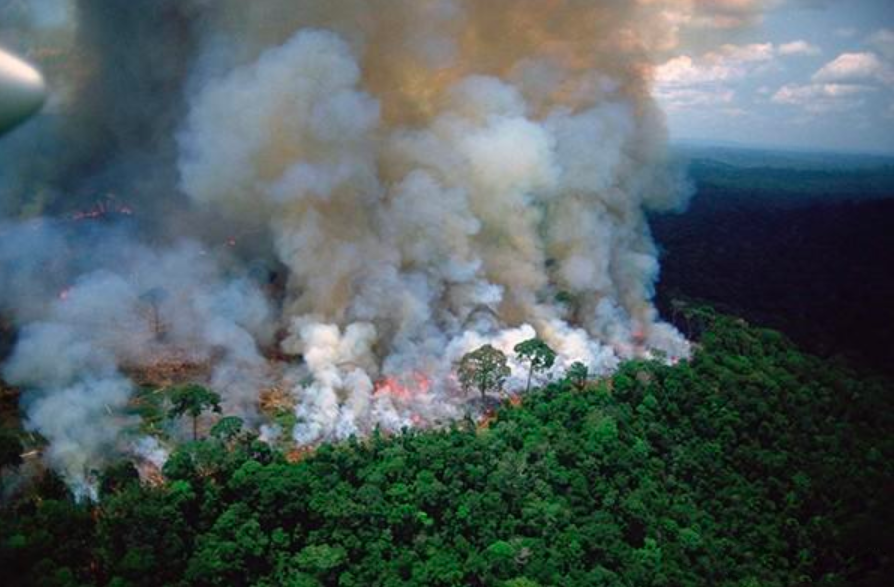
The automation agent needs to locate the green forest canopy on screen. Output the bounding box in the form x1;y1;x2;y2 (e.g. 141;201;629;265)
1;308;891;586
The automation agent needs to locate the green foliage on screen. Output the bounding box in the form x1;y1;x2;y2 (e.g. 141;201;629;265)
554;291;575;306
168;384;222;420
167;384;222;441
130;386;168;438
99;461;140;499
1;312;892;586
566;362;588;390
654;192;894;377
210;416;245;443
0;497;95;586
513;339;556;393
458;344;511;400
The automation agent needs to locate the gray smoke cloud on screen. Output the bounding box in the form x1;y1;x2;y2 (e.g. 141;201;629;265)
1;223;273;492
0;0;760;490
0;2;189;213
177;4;694;445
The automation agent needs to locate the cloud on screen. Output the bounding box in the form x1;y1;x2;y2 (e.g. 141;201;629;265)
868;29;894;61
772;82;874;113
655;55;735;86
772;41;894;120
719;42;777;62
655;43;775;86
684;0;774;30
647;0;779;52
653;42;777;110
813;52;894;86
654;86;736;110
778;40;822;56
789;0;834;8
834;27;858;39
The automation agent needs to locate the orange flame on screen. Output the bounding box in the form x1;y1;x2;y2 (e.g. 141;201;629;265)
374;371;431;403
71;195;134;221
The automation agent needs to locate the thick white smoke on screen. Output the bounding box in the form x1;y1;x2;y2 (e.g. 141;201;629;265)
177;12;692;445
0;0;771;489
1;228;273;490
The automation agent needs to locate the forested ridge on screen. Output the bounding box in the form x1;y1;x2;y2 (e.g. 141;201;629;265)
1;308;891;586
653;160;894;377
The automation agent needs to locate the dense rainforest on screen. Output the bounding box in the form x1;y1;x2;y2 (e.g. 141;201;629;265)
654;149;894;377
1;308;891;587
3;150;893;586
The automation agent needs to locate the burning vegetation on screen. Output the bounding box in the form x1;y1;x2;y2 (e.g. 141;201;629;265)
0;0;721;491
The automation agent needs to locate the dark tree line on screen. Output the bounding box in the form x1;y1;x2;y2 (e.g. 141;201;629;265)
652;179;894;378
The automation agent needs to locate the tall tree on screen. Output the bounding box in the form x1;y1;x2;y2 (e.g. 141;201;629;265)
514;338;557;393
167;384;222;441
567;362;589;391
0;428;23;485
458;344;511;400
210;416;244;444
139;287;170;339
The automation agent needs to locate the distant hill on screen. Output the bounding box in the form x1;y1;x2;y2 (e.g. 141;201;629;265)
673;142;894;169
654;150;894;376
671;144;894;209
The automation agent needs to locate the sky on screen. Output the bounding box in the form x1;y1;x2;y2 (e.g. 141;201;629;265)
655;0;894;154
0;0;892;155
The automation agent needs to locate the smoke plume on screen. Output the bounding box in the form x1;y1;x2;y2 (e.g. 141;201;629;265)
0;0;763;490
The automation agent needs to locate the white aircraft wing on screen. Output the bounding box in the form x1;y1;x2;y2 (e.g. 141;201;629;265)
0;48;46;135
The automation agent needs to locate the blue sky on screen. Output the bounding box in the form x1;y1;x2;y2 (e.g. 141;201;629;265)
1;0;891;155
656;0;894;154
